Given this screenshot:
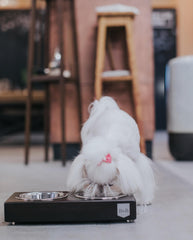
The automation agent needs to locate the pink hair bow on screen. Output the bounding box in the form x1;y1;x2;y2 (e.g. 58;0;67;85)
97;154;112;166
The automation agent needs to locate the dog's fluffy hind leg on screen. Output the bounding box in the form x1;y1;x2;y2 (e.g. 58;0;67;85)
134;153;155;205
67;154;87;192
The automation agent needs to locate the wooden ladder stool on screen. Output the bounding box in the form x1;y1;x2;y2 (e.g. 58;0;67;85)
94;4;146;153
25;0;82;165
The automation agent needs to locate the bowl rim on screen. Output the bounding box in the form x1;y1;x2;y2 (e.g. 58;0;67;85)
15;191;68;201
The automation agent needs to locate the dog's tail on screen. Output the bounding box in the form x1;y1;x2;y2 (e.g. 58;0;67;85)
81;96;119;143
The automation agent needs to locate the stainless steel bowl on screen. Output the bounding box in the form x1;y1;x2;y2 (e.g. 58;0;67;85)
74;192;127;200
16;191;68;201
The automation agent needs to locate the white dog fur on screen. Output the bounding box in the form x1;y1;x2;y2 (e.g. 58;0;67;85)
67;96;155;204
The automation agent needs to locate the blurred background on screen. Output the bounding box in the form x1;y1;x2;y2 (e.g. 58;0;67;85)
0;0;193;162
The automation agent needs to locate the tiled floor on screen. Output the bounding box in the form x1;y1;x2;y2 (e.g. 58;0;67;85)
0;132;193;240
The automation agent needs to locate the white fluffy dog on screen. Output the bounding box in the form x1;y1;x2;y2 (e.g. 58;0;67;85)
67;96;155;204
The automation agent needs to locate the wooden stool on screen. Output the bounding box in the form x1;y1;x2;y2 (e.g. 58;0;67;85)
25;0;82;165
94;4;146;153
